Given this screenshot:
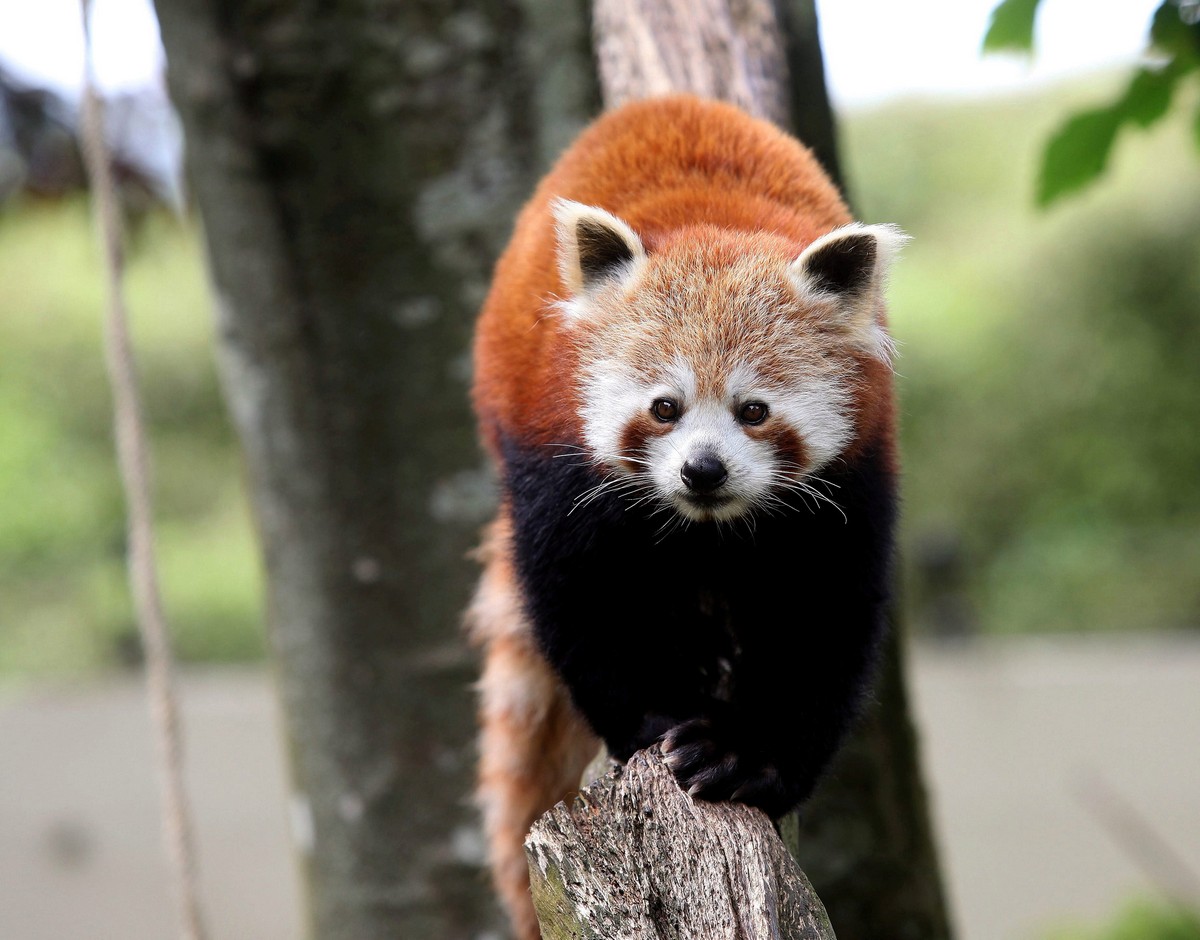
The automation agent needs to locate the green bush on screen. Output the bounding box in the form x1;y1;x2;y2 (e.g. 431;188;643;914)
847;81;1200;636
0;201;263;676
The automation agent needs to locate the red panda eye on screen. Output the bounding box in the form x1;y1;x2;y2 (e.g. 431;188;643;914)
651;398;679;422
739;402;768;425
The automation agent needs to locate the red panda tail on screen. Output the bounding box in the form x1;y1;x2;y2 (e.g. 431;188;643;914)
467;514;600;939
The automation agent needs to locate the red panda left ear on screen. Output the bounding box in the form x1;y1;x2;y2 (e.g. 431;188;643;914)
790;223;908;357
552;199;646;301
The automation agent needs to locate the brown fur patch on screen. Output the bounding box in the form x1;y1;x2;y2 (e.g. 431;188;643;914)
750;422;808;474
618;412;671;471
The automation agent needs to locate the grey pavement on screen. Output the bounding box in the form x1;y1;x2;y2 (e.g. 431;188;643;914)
1;635;1198;940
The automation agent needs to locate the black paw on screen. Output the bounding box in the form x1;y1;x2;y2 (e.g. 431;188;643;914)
660;718;793;816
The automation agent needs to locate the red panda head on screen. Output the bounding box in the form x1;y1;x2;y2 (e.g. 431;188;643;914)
552;199;906;523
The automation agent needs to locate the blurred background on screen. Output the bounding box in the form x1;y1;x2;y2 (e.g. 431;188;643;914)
0;1;1197;938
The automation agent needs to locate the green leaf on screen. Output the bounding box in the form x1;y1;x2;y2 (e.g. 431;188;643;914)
1149;0;1200;63
1037;62;1187;206
982;0;1043;53
1037;107;1122;206
1118;64;1182;128
1194;101;1200;152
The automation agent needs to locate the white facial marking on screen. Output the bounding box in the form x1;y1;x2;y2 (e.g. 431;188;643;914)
644;394;771;522
578;355;856;523
579;360;652;463
724;362;854;469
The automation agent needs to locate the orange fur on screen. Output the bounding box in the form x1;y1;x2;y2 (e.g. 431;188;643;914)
470;95;897;937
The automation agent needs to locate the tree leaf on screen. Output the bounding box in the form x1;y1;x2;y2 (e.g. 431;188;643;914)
1033;1;1200;208
982;0;1043;53
1037;107;1122;206
1149;0;1200;62
1118;64;1182;128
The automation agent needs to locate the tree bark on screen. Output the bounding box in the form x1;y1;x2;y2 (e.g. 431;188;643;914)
772;0;845;193
593;0;790;127
527;749;836;940
152;1;597;937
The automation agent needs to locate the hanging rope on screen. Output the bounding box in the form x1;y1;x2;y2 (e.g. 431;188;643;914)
78;4;209;939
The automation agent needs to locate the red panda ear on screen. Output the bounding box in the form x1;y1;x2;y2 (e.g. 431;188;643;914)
790;223;908;356
552;199;646;299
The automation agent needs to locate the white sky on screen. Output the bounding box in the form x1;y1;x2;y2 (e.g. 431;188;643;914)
0;0;1165;107
819;0;1163;105
0;0;163;94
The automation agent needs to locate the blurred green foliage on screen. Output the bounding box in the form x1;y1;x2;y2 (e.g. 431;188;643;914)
0;201;264;676
1043;899;1200;939
982;0;1043;53
847;76;1200;637
0;74;1197;675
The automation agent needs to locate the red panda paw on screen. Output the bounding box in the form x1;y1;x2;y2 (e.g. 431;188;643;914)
661;718;786;814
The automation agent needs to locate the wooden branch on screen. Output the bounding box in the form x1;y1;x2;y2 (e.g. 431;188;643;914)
526;748;836;939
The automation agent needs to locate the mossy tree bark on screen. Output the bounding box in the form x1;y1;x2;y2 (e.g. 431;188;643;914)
152;1;597;937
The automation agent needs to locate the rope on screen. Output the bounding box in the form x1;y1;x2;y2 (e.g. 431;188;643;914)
78;5;209;939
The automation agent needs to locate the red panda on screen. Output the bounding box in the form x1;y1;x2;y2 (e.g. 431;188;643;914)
468;94;904;939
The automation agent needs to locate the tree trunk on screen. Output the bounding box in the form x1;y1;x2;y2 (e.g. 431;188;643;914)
152;1;597;937
781;634;955;939
772;0;845;193
593;0;790;127
528;749;836;940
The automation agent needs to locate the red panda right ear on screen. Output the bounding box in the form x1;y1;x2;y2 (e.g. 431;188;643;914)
789;223;908;361
552;199;646;300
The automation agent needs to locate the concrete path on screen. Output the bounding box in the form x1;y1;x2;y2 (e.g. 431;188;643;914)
1;635;1198;940
913;635;1200;938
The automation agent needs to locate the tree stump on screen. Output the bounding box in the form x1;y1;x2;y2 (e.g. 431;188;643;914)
525;748;836;939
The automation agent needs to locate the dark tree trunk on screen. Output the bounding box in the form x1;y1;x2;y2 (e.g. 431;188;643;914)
773;0;845;193
781;634;955;939
152;1;597;937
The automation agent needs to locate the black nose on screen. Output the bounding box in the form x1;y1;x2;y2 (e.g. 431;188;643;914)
680;453;728;494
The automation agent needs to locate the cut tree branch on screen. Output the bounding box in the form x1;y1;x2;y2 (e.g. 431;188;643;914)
527;749;836;940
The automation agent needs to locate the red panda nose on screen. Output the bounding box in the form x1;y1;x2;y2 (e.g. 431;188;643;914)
680;453;728;494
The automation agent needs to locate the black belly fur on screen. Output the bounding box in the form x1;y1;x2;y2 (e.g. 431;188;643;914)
500;436;897;816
